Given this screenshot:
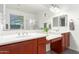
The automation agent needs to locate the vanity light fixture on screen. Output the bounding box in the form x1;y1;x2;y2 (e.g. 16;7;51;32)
49;4;61;13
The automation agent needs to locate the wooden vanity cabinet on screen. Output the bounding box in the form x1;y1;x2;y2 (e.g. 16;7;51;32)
50;37;63;53
16;39;37;54
0;43;19;54
37;37;46;54
62;32;70;50
0;37;47;54
0;39;37;54
50;32;70;54
0;45;12;54
37;44;46;54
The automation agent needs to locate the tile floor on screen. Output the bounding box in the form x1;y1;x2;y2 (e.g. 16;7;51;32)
47;49;79;54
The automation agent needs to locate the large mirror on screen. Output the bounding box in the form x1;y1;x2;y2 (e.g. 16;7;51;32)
4;4;38;30
0;4;3;31
3;4;52;30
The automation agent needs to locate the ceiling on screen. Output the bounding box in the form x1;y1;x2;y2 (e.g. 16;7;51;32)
57;4;79;14
6;4;52;14
5;4;79;16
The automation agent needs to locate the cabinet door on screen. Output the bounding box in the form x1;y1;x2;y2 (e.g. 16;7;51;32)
38;44;46;54
62;32;70;49
0;45;11;54
51;37;63;53
67;33;70;47
9;43;22;54
0;43;21;54
18;39;37;54
0;39;37;54
65;33;70;48
37;37;46;54
62;35;66;50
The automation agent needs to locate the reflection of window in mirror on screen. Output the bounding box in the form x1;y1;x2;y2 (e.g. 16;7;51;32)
44;23;47;28
10;14;24;29
60;15;67;27
49;24;51;29
6;24;8;29
60;16;65;26
53;17;58;27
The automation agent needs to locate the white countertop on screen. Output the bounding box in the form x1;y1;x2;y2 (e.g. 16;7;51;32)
46;34;62;40
0;33;62;45
0;33;46;45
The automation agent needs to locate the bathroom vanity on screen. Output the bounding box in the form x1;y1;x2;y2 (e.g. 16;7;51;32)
0;37;46;54
50;32;70;53
0;39;37;54
0;32;70;54
0;34;47;54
